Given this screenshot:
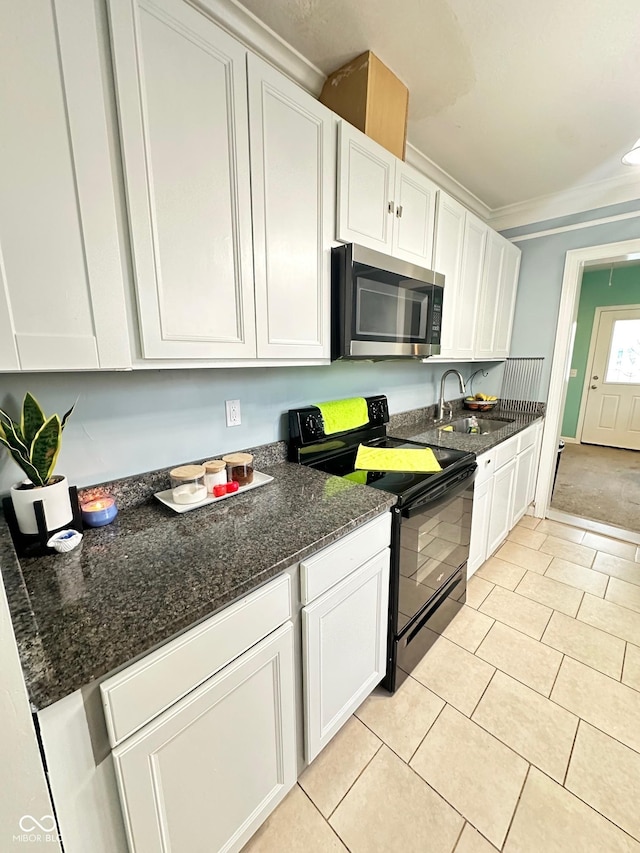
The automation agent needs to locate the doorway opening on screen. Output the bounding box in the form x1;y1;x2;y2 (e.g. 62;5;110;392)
534;240;640;545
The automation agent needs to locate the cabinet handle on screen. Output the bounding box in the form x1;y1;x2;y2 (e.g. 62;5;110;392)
388;201;394;214
396;205;403;218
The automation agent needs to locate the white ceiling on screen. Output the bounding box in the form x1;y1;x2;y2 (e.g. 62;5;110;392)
235;0;640;213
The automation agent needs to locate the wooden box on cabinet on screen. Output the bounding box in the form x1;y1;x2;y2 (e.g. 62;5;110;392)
320;51;408;159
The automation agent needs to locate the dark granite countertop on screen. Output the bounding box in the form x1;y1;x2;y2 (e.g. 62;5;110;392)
389;406;544;454
0;459;395;711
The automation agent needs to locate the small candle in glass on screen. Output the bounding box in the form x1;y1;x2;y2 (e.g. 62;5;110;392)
81;494;118;527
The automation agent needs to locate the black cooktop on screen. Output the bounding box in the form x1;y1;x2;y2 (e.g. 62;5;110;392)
307;435;474;505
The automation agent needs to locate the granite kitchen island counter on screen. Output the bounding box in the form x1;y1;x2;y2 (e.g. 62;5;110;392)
0;460;395;710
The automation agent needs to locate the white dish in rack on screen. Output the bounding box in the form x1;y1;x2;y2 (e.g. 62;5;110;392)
155;471;274;513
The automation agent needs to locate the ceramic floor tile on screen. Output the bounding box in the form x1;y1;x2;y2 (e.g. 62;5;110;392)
503;767;640;853
330;744;463;853
466;575;494;610
437;603;494;652
411;705;528;849
355;677;444;762
544;556;608;597
623;644;640;691
476;556;526;590
472;670;578;783
535;519;586;543
507;526;547;550
542;610;625;679
475;621;562;695
516;516;541;531
298;716;381;818
566;721;640;843
411;633;495;716
514;570;583;617
494;541;552;574
582;532;638;561
578;593;640;645
539;535;597;568
551;656;640;754
479;586;553;640
593;552;640;587
606;576;640;614
241;784;348;853
455;823;499;853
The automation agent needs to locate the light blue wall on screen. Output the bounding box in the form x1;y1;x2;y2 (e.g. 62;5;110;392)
0;360;499;493
504;202;640;397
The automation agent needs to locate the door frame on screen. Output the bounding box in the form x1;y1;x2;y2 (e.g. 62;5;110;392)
534;238;640;518
576;303;640;443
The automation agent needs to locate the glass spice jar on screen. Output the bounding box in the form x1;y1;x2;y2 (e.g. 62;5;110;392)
170;464;207;504
222;452;254;486
203;459;227;494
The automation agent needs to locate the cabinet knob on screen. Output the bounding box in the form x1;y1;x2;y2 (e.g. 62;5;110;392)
388;201;394;214
396;205;403;218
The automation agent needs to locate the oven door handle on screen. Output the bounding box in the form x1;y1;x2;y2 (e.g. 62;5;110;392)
402;464;476;519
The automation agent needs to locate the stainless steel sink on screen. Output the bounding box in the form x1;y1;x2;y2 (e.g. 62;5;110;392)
439;417;513;435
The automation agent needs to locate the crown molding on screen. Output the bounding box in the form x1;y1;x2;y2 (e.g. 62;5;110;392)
404;144;491;220
487;170;640;232
190;0;326;94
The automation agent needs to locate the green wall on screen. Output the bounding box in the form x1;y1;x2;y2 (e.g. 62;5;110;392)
561;264;640;437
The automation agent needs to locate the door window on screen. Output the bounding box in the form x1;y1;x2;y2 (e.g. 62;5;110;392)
605;318;640;383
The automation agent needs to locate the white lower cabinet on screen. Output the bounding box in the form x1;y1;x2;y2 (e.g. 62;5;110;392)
113;623;296;853
468;422;543;576
302;551;389;762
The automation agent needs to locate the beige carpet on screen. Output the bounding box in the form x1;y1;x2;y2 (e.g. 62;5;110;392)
551;442;640;532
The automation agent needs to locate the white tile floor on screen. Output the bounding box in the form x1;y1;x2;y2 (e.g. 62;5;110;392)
243;518;640;852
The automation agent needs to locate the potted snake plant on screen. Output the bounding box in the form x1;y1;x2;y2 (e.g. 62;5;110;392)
0;392;76;535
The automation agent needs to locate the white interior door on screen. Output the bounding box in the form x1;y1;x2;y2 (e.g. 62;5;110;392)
582;307;640;450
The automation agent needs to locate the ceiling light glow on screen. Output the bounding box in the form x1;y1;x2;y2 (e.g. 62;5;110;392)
622;137;640;165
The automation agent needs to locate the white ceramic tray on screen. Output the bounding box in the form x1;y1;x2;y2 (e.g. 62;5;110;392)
155;470;274;514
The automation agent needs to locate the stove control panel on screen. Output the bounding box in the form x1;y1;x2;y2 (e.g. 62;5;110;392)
288;395;390;449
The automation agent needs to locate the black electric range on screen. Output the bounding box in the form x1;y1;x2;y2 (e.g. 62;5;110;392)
289;395;477;692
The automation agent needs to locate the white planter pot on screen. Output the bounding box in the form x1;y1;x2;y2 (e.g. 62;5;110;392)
11;476;73;536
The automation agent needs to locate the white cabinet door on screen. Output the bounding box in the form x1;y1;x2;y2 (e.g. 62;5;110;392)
336;122;395;252
474;229;505;359
527;421;544;506
0;0;130;370
303;550;389;762
511;442;536;527
487;457;517;556
468;475;493;577
433;192;466;357
113;623;296;853
391;164;437;267
248;54;335;359
455;212;488;360
493;238;521;358
109;0;256;359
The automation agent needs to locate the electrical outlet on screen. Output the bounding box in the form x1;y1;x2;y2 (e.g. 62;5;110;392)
225;399;241;427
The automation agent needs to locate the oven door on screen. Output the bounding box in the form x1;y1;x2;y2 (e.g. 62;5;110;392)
333;243;443;359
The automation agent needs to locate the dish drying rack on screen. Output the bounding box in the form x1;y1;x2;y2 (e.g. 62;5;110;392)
500;357;544;414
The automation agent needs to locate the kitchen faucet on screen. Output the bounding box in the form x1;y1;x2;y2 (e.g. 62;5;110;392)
437;369;466;421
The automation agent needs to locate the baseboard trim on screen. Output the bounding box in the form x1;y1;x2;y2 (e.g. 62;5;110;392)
559;436;579;444
545;508;640;546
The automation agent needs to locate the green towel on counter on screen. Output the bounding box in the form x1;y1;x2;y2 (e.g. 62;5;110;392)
344;470;368;484
355;444;442;473
316;397;368;435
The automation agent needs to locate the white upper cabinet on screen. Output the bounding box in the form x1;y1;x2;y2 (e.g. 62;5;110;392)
336;122;436;267
108;0;256;359
434;193;487;360
0;0;130;371
336;122;396;252
248;54;335;360
474;230;520;360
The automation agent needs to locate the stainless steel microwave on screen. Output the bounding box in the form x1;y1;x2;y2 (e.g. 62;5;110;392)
331;243;444;360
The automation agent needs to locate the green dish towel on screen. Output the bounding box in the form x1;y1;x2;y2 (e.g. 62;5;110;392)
316;397;368;435
355;444;442;473
344;470;368;484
